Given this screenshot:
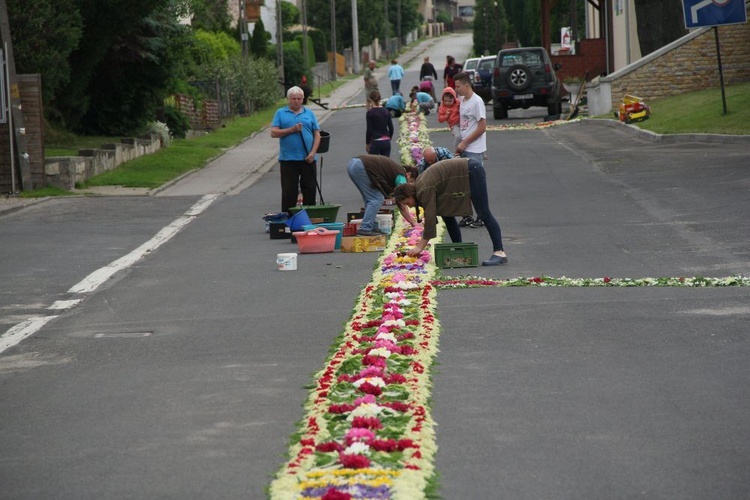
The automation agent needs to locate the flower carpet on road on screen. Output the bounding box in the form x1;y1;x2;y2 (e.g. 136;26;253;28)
431;275;750;289
268;112;746;499
427;118;578;134
269;115;440;499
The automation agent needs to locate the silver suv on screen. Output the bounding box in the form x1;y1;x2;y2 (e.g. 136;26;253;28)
492;47;562;119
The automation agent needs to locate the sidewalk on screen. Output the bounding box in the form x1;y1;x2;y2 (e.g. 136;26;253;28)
153;39;436;198
0;39;437;217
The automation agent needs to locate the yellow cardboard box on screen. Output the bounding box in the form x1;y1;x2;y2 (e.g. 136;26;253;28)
340;235;387;253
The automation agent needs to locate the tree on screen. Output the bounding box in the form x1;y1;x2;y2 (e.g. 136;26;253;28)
473;0;508;56
251;18;269;58
6;0;83;110
279;0;300;31
305;0;385;52
54;0;191;134
633;0;687;56
504;0;540;47
190;0;233;33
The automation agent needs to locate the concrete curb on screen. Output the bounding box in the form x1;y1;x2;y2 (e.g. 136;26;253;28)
580;118;750;145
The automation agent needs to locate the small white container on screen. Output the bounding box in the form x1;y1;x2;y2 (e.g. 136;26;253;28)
376;214;393;234
277;253;297;271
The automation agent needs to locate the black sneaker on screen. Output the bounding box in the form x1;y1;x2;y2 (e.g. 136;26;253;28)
469;219;484;228
458;216;474;227
357;228;383;237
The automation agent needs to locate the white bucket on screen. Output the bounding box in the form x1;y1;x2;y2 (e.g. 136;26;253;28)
376;214;392;234
277;253;297;271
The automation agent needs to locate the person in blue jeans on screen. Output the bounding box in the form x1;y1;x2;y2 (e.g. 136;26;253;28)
388;60;405;96
347;155;418;236
392;157;508;266
365;90;394;157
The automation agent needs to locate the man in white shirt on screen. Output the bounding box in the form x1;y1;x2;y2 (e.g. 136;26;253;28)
453;71;487;166
453;71;488;228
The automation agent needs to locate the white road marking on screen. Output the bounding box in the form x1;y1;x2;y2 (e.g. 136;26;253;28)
48;299;83;310
68;194;219;294
1;194;220;356
0;316;59;354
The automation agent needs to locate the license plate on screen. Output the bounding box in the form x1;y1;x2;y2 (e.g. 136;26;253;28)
513;94;533;100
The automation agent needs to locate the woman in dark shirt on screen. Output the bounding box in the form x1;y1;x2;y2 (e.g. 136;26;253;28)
365;90;394;157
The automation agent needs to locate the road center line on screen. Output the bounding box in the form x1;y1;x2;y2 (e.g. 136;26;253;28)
0;194;219;356
68;194;219;294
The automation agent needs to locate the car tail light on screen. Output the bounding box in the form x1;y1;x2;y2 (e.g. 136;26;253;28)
494;68;500;78
544;64;551;73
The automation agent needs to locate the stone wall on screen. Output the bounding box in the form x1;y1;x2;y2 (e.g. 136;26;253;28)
587;12;750;116
44;135;161;190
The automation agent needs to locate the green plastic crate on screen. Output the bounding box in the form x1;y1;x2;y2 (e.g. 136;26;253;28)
288;204;341;222
434;242;479;268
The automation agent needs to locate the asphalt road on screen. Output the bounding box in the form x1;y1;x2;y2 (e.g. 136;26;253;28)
2;34;750;499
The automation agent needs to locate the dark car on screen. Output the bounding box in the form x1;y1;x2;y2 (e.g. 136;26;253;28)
491;47;562;119
471;56;495;103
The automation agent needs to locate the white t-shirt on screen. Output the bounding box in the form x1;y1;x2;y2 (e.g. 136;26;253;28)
458;93;486;154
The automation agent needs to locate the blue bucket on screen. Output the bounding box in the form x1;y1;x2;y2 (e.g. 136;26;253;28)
302;222;345;249
286;209;312;231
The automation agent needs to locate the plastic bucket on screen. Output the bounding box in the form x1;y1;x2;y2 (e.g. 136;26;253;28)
302;222;345;249
277;253;297;271
376;214;393;234
318;131;331;154
286;209;312;231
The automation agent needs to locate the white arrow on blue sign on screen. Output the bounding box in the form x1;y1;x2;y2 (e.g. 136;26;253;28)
682;0;748;29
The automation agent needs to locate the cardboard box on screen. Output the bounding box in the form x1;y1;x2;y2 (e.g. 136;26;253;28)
340;235;387;253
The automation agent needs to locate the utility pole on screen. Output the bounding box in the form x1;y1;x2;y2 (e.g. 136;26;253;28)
351;0;360;74
0;0;31;192
301;0;308;69
383;0;388;60
330;0;337;80
397;0;401;53
276;0;285;88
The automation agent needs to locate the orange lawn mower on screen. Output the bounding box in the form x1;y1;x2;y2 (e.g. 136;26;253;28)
616;94;650;124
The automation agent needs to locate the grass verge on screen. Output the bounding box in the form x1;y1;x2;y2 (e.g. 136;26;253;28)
44;77;351;192
605;82;750;135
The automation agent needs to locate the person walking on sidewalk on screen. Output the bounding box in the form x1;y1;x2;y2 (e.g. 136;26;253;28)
347;155;418;236
270;86;321;215
365;90;394;157
392;157;508;266
453;71;487;228
388;59;405;96
364;61;379;110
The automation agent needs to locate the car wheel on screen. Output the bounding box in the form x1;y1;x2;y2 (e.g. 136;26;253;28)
506;65;532;92
493;102;508;120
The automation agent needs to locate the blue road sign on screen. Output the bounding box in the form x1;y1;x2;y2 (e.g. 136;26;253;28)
682;0;748;29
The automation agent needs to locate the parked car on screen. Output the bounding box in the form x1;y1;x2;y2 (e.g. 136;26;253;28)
462;57;480;79
471;56;496;103
491;47;562;119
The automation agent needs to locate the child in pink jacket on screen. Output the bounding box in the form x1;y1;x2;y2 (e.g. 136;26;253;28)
437;87;461;149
